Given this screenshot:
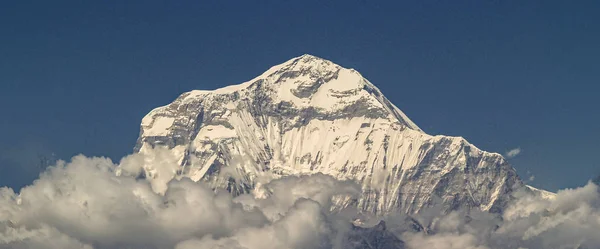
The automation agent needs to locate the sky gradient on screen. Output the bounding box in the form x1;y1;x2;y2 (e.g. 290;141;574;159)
1;0;598;191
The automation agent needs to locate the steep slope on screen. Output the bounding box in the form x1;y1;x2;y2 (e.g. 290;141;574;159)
526;185;557;200
131;54;523;215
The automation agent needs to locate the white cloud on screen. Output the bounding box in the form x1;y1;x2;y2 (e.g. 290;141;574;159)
1;150;600;249
403;232;489;249
0;153;360;249
395;181;600;249
505;147;522;158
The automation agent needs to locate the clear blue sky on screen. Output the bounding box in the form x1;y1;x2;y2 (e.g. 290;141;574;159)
1;1;598;191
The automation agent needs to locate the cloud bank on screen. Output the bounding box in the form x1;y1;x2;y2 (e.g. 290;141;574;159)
0;154;361;249
0;151;599;249
394;182;600;249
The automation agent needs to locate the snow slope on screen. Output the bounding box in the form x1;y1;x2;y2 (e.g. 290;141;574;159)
132;54;525;215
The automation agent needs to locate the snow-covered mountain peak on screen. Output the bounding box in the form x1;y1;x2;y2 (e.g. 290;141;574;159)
133;55;525;215
162;54;421;133
282;54;340;71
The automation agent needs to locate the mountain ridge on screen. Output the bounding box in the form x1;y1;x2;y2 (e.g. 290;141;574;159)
131;54;529;215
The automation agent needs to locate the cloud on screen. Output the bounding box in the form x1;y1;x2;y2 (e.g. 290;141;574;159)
393;181;600;249
505;147;521;158
403;232;489;249
0;153;361;249
2;149;600;249
175;200;333;249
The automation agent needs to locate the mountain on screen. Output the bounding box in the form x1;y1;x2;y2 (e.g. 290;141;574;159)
343;221;405;249
131;54;524;216
525;185;557;200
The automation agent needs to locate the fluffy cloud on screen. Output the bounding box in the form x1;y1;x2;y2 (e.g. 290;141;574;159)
395;182;600;249
176;200;332;249
403;233;488;249
1;151;600;249
505;147;521;158
0;154;360;249
496;182;600;248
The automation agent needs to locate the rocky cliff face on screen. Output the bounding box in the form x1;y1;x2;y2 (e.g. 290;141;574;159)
131;54;523;216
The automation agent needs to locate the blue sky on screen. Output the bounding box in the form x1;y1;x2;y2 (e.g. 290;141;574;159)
0;1;598;191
